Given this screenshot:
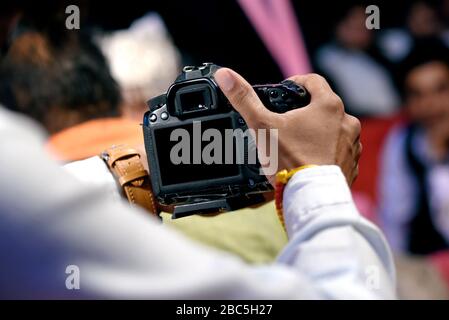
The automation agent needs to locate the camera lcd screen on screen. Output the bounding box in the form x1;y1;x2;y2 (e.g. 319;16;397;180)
154;117;240;186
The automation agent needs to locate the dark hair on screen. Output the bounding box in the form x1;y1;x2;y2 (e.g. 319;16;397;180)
0;29;121;130
398;37;449;93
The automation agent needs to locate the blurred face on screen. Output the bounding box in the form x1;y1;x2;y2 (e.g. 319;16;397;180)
406;61;449;129
336;6;373;50
407;2;441;37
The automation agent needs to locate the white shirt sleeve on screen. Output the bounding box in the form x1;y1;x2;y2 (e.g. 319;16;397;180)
0;108;396;299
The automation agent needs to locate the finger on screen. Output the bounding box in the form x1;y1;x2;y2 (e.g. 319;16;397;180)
214;68;274;128
350;140;362;186
351;164;359;186
287;73;334;103
345;114;361;142
288;74;349;119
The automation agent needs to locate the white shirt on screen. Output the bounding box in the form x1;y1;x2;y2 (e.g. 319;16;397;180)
0;107;396;299
316;43;400;116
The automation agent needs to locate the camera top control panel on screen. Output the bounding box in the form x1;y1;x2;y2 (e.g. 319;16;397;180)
146;63;310;121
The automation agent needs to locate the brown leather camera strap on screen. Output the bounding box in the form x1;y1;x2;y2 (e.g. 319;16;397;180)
101;145;272;218
100;145;164;217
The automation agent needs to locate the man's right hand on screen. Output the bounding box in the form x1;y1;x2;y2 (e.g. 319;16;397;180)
214;68;362;185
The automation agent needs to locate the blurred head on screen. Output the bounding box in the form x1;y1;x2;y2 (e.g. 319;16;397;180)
407;1;442;38
335;5;373;50
0;30;121;133
97;13;180;121
401;39;449;129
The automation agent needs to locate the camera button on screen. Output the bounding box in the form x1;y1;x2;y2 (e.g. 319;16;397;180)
269;90;279;98
161;112;169;120
149;114;157;122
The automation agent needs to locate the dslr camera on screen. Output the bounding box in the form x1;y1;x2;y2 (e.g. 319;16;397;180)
143;63;310;218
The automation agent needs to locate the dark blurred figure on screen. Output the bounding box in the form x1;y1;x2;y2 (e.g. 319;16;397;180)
315;4;400;117
0;28;145;162
97;12;180;122
0;31;120;133
408;1;443;37
441;0;449;43
379;39;449;255
378;1;449;63
0;2;22;59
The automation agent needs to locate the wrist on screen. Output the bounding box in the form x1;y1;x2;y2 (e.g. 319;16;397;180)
274;165;318;231
282;165;356;237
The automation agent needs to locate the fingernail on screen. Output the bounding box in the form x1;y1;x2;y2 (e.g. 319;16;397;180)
215;69;235;93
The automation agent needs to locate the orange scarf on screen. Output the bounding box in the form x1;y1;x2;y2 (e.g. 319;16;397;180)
47;117;144;162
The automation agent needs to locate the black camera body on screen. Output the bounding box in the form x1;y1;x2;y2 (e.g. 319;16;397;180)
143;63;310;218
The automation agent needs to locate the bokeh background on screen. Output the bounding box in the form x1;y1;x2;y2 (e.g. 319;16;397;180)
2;0;449;299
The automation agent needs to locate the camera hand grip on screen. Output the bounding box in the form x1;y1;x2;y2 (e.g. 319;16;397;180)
252;80;310;113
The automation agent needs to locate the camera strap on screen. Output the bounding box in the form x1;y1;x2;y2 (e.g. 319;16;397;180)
100;145;171;218
100;145;273;219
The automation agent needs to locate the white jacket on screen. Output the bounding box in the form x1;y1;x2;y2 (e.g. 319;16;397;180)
0;108;396;299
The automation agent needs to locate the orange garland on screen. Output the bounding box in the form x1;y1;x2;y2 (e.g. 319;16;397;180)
275;165;318;231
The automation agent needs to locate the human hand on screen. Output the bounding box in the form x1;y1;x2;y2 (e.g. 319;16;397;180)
214;68;361;185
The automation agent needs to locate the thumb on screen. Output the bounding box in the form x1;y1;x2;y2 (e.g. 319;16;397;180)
214;68;272;128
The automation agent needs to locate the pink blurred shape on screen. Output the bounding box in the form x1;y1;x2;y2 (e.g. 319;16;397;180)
237;0;312;77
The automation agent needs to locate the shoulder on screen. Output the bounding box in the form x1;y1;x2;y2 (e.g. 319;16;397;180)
0;107;47;144
316;43;344;68
64;156;123;203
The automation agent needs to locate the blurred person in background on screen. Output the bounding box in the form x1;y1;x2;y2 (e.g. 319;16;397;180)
0;27;145;162
97;12;181;121
379;39;449;256
378;1;449;64
442;0;449;38
315;4;400;117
